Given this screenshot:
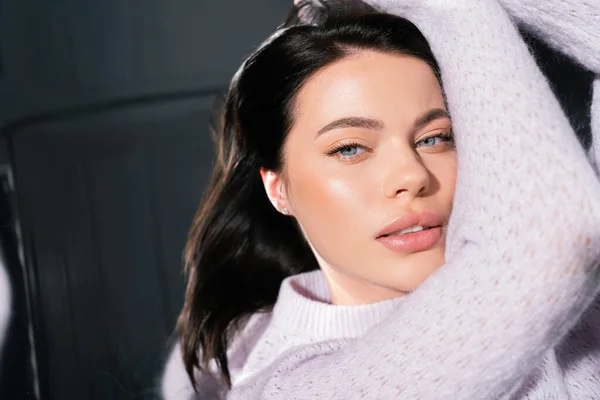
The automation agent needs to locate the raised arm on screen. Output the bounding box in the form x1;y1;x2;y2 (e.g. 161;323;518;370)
495;0;600;175
497;0;600;73
229;1;600;398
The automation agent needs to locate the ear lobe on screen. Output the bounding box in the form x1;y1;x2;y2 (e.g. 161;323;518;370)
259;168;288;213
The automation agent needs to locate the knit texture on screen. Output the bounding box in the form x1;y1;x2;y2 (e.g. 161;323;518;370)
494;0;600;173
162;0;600;398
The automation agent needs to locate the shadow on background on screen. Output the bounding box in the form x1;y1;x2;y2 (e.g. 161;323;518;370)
0;2;594;399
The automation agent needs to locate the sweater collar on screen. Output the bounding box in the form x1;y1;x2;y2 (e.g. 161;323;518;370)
271;270;405;339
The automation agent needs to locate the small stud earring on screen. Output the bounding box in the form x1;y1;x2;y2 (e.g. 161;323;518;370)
281;207;289;215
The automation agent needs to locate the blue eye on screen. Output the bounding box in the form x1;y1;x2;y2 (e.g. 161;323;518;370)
326;142;368;160
416;132;454;148
419;137;442;147
339;145;361;157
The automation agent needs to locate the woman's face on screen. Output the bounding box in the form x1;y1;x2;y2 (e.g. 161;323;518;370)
261;50;457;305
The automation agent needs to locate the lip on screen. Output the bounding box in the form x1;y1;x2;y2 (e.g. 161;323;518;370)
375;211;444;254
376;226;443;254
376;211;444;239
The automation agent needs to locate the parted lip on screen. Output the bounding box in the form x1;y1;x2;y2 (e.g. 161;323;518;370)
376;211;444;238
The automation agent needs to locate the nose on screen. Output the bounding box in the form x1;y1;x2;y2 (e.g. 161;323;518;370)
382;150;430;200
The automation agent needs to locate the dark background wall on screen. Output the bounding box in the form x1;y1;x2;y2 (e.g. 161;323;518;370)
0;1;291;399
0;1;594;400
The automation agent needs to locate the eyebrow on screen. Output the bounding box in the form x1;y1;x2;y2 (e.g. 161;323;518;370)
316;117;384;136
414;108;451;128
315;108;451;137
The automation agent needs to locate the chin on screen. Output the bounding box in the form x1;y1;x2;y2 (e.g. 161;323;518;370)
384;251;446;294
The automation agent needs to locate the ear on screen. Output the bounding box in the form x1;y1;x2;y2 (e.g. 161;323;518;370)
260;168;292;216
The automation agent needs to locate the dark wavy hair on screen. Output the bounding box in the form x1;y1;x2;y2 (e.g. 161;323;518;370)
177;0;441;389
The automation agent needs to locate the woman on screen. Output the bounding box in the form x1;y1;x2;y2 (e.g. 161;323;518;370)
162;0;600;398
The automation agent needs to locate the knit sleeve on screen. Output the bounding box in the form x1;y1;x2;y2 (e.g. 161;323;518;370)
496;0;600;73
493;0;600;176
161;342;224;400
228;1;600;399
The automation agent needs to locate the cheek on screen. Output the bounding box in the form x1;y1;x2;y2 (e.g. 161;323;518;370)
284;156;376;248
289;164;366;221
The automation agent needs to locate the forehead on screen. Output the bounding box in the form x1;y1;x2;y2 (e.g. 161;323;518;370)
293;50;444;127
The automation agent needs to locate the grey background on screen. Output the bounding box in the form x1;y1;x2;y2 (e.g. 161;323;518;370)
0;1;291;399
0;1;593;399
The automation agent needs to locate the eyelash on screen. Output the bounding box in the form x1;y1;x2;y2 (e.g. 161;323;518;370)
326;141;366;157
326;131;454;160
416;131;455;148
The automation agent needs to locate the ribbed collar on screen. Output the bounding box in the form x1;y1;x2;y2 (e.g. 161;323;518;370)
271;270;405;340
